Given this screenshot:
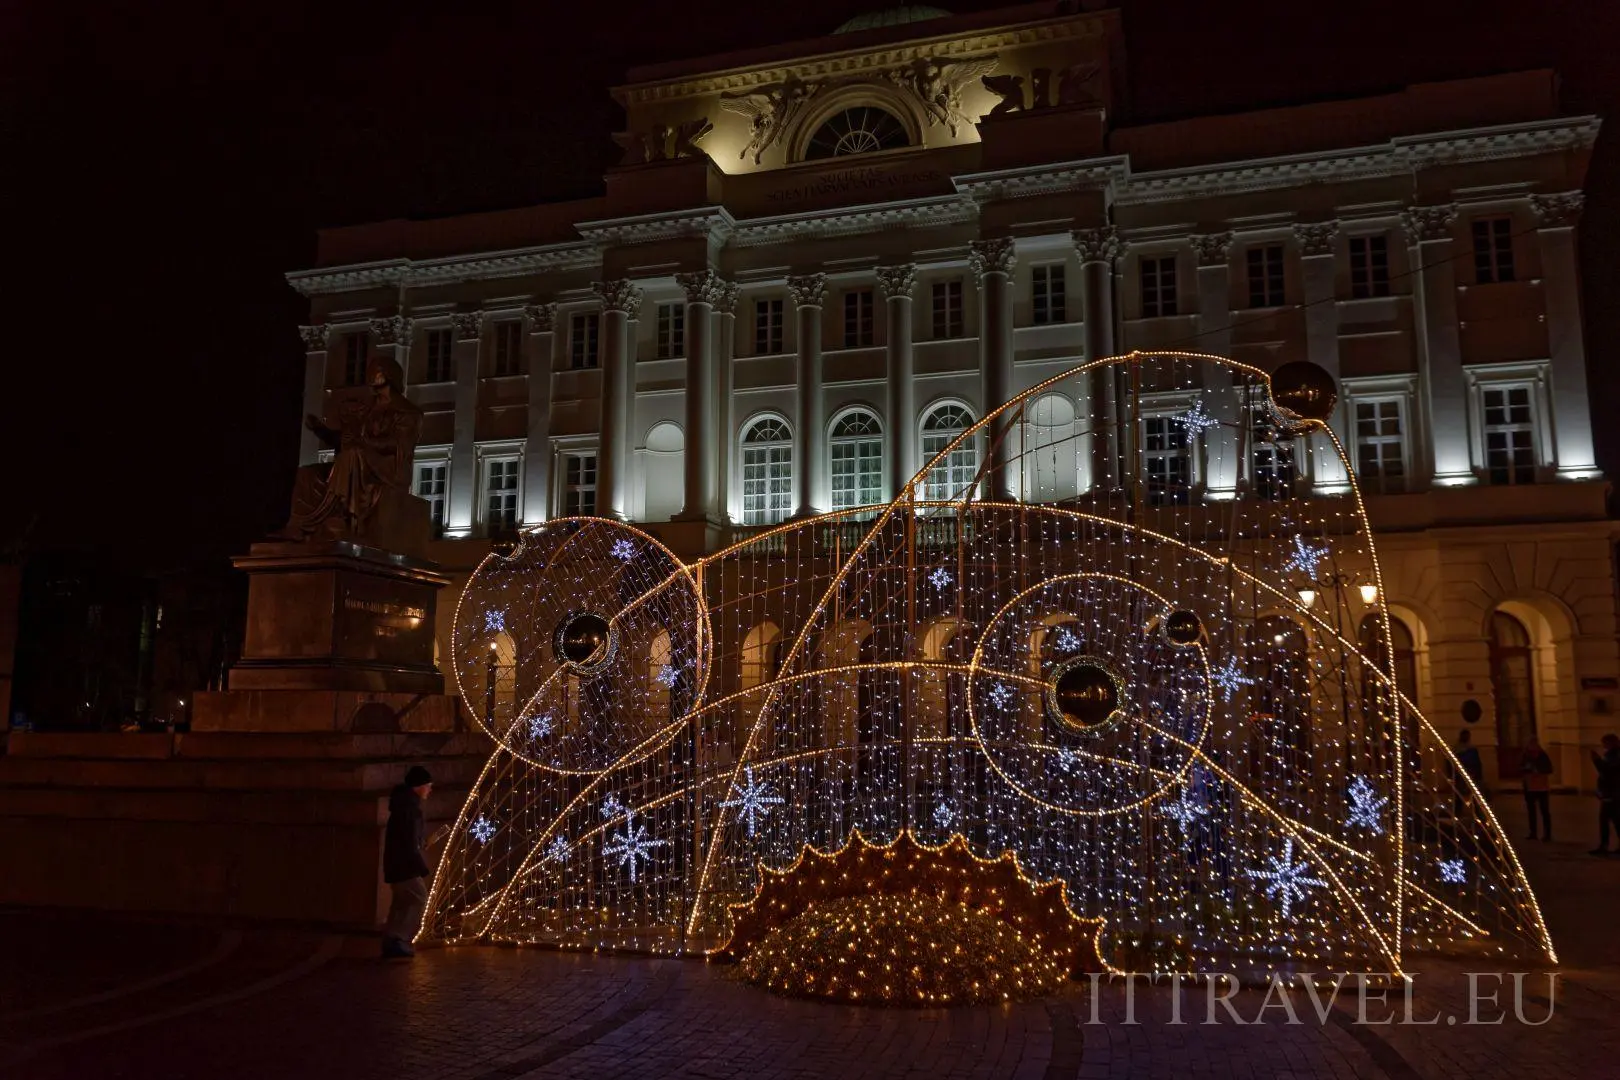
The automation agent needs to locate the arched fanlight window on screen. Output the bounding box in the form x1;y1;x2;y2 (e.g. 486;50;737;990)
920;403;978;503
740;416;793;525
805;106;910;159
830;409;884;510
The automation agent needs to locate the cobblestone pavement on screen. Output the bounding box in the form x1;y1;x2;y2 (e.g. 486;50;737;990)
3;796;1617;1080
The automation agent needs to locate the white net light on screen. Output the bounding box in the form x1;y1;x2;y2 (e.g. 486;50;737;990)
423;351;1554;977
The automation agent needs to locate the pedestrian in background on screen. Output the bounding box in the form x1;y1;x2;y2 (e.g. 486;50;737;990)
1590;734;1620;856
1520;736;1553;841
383;765;435;958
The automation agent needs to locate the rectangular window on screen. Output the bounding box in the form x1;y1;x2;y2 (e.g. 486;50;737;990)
1142;416;1189;505
843;289;875;348
484;458;520;533
343;333;368;386
562;453;597;517
656;302;685;360
1481;386;1536;485
741;442;792;524
413;462;447;536
753;298;785;354
1472;217;1516;284
931;279;964;338
830;434;883;510
424;329;455;383
1348;236;1391;299
1140;256;1178;317
1354;399;1406;494
1032;264;1066;325
570;312;600;370
1251;406;1296;500
491;321;524;377
1246;244;1286;308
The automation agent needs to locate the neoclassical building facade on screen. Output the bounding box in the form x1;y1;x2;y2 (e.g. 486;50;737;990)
288;3;1613;788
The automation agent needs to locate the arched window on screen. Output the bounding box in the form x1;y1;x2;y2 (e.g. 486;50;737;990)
920;404;979;503
1490;611;1537;778
805;106;909;159
740;416;793;525
740;621;782;693
830;409;884;510
1023;393;1081;502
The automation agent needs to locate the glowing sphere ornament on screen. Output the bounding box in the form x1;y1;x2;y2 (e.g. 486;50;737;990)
1047;657;1124;735
1269;360;1338;423
1163;609;1204;646
554;611;615;672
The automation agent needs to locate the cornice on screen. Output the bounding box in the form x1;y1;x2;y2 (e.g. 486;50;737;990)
614;18;1107;105
285;243;599;297
575;207;736;248
729;194;977;248
952;157;1128;203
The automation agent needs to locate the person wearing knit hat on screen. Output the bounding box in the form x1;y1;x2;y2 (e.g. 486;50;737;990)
382;765;435;958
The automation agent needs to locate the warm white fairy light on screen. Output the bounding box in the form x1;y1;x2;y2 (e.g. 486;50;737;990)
418;352;1556;980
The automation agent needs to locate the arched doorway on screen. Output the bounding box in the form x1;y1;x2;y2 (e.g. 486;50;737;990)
1490;611;1537;779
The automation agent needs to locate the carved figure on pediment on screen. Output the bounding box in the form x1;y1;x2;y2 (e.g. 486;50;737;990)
982;73;1025;118
1030;69;1053;109
721;75;820;165
1057;63;1101;106
275;356;422;546
892;54;999;136
671;117;713;158
642;123;673;163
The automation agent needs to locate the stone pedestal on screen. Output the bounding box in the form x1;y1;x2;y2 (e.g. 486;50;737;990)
229;541;447;694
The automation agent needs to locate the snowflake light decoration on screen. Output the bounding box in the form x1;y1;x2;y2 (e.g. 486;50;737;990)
602;813;668;884
1282;535;1331;578
526;711;554;741
654;664;681;688
1175;398;1220;436
1247;838;1327;919
542;834;570;864
469;815;498;844
1052;626;1082;653
1346;775;1388;833
986;681;1015;711
1160;789;1208;835
927;566;953;590
609;538;637;562
1439;858;1467;885
1052;748;1083;775
1210;657;1255;702
483;609;506;634
720;766;784;838
601;793;625;820
933;802;956;829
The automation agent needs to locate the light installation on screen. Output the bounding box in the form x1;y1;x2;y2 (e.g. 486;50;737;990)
423;350;1553;979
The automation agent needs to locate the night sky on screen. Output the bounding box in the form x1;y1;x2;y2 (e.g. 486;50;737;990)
8;0;1615;570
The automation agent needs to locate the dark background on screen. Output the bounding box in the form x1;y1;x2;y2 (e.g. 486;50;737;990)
6;0;1617;571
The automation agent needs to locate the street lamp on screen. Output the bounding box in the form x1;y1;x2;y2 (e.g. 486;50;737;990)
1296;587;1317;608
1359;583;1380;605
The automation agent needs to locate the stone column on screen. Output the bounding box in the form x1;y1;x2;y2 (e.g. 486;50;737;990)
715;282;741;521
446;312;484;536
1532;192;1597;478
970;238;1018;501
676;270;725;521
522;303;557;525
1074;227;1121;490
1192;232;1240;497
788;274;828;517
297;324;330;466
594;280;642;521
1402;204;1469;485
1294;221;1348;491
876;265;918;499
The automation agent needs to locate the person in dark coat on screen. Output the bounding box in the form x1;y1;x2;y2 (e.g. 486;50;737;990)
1520;736;1553;841
383;765;434;957
1590;734;1620;856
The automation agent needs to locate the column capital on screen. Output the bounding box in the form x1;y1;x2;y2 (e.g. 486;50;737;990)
298;324;330;351
1400;204;1458;245
1190;232;1234;267
1293;220;1340;257
593;279;643;317
369;315;411;345
676;269;728;306
1531;191;1584;229
714;280;742;316
524;303;557;333
787;273;828;308
1072;226;1122;264
968;237;1017;279
875;264;918;300
450;312;484;341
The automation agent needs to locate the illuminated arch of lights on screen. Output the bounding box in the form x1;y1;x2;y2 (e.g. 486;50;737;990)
422;350;1554;978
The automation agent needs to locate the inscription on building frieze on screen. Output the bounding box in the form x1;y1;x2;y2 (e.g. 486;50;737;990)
763;164;946;207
